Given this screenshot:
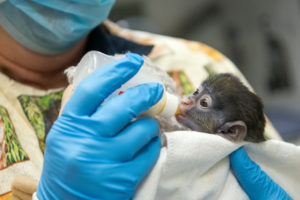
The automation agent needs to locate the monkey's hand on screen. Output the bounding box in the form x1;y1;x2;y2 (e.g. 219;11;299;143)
230;147;292;200
36;53;163;200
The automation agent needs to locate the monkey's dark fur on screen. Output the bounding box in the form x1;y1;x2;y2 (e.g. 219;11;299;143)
206;74;265;142
177;73;266;143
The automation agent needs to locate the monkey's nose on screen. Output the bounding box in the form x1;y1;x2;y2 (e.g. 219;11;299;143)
182;97;194;105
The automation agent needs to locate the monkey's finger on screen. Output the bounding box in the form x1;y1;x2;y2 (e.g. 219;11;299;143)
230;147;292;200
62;53;143;116
92;83;164;137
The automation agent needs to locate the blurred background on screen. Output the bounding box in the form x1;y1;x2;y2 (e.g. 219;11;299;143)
109;0;300;144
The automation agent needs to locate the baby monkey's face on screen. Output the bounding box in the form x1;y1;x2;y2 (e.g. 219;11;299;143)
175;73;266;143
175;86;221;133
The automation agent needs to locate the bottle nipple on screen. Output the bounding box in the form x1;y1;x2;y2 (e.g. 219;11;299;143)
175;106;181;115
156;92;179;118
143;91;179;118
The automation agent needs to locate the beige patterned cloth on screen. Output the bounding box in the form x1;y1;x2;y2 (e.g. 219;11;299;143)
0;21;281;200
0;72;61;200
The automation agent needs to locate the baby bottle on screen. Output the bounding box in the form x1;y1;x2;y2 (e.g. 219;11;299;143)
66;51;180;118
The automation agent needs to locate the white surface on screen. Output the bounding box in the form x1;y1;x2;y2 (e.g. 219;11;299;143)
134;131;300;200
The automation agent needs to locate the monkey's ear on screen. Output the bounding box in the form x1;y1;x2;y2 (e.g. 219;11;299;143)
216;121;247;142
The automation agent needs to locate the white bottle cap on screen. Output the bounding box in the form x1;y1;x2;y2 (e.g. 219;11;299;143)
160;92;179;118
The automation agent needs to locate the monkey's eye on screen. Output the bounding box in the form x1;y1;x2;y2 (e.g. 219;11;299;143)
199;95;212;108
193;89;199;96
200;99;208;107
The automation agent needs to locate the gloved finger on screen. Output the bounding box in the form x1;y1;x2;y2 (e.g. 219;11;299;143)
230;147;292;200
54;117;158;163
128;136;161;182
63;53;144;116
92;82;164;137
111;117;159;162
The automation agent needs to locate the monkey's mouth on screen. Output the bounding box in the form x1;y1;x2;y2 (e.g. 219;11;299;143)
175;113;186;122
175;103;188;123
175;110;188;123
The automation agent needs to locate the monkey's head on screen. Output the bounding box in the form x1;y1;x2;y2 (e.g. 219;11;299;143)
176;73;266;143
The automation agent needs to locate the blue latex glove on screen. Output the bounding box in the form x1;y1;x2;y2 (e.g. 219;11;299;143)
37;53;163;200
230;147;292;200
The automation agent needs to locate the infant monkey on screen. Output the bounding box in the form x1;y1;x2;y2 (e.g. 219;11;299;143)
176;73;266;143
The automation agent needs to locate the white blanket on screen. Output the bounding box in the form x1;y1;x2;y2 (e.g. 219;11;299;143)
134;131;300;200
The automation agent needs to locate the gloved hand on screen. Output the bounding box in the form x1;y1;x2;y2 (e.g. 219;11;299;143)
36;53;163;200
230;147;292;200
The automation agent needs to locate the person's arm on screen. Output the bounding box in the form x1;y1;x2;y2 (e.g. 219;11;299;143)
36;53;163;200
230;147;292;200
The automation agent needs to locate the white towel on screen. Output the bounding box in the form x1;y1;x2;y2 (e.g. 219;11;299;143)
134;131;300;200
